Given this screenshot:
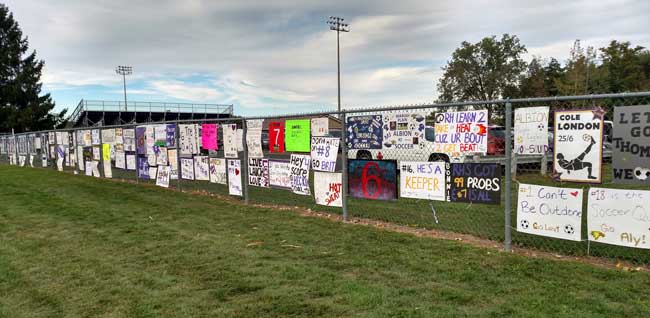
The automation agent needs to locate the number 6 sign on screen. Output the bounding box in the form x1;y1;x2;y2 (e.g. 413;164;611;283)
348;159;397;201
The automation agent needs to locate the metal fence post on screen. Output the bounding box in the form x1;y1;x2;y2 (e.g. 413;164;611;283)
134;125;139;184
340;112;348;222
176;121;181;190
241;119;250;204
504;100;513;252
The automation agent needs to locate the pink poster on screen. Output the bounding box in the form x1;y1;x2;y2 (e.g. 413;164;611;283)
202;124;218;150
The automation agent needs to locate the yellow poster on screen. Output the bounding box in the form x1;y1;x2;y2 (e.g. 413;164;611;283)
102;144;111;162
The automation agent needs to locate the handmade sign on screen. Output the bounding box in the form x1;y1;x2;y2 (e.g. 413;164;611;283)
115;128;123;144
268;121;285;153
311;118;329;136
236;129;244;151
269;159;291;189
137;156;149;179
516;184;582;241
181;158;195;180
115;151;126;169
165;124;176;148
314;172;342;207
123;129;136;151
156;165;171;188
348;159;397;200
156;147;168;166
448;163;501;204
168;149;178;179
104;159;112;179
612;105;650;185
588;188;650;249
101;144;111;162
346;115;383;149
136;127;146;154
514;106;549;155
285;119;311;152
148;167;157;180
223;124;238;158
101;129;115;144
201;124;218;150
248;158;269;187
290;154;311;195
194;156;210;181
147;153;156;166
246;120;264;158
399;161;446;201
209;158;227;184
553;109;603;183
154;125;167;147
433;110;488;156
92;146;101;161
228;159;242;196
126;154;136;170
145;125;155;154
91;129;100;145
310;137;339;172
382;112;426;150
179;124;199;155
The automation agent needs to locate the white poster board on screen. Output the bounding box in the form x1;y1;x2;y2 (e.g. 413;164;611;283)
179;124;199;155
382;112;426;150
126;154;136;170
228;159;242;196
156;165;171;188
194;156;210;181
168;149;178;180
269;159;291;189
245;119;264;158
209;158;227;184
314;172;342;207
514;106;549;155
516;183;583;241
290;154;311;195
310;137;339;172
248;158;269;187
223;124;238;158
588;187;650;249
310;118;329;137
181;158;194;180
553;109;603;183
115;151;126;169
433;110;488;157
399;161;446;201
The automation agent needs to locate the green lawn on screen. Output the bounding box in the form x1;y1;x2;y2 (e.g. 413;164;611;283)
1;165;650;317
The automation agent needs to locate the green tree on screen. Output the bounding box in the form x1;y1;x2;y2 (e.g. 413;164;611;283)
555;40;598;96
0;4;66;133
436;34;527;118
595;40;650;92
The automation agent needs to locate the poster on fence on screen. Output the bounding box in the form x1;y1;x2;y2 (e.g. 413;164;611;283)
126;154;136;170
235;128;244;151
136;127;146;154
290;154;311;195
516;184;582;241
612;105;650;185
156;165;171;188
91;129;100;145
346;115;383;149
201;124;217;150
165;124;176;148
115;128;123;144
137;156;149;179
246;119;264;158
348;159;397;201
147;153;156;167
228;159;242;196
115;151;125;169
269;121;285;153
209;158;227;184
285;119;310;152
310;137;339;172
399;161;446;201
269;159;291;189
514;106;549;155
179;124;199;155
145;125;155;154
168;149;178;179
123;129;136;152
382;112;426;150
156;147;168;166
194;156;210;181
553;109;603;183
92;146;100;161
314;172;342;207
448;163;501;204
104;159;113;179
180;158;194;180
149;167;157;180
433;110;488;156
588;188;650;249
102;144;111;162
223;124;238;158
311;118;329;136
102;129;115;144
248;158;269;187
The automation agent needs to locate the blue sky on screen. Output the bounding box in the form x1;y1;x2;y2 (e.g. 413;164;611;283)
5;0;650;117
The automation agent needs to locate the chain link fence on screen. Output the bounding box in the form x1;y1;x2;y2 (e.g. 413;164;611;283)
1;92;650;263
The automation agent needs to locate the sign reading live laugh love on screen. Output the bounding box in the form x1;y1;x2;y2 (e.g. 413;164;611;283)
346;115;383;149
516;183;583;241
348;159;397;201
553;109;604;183
433;110;488;157
612;105;650;185
448;163;501;204
514;106;549;155
588;188;650;249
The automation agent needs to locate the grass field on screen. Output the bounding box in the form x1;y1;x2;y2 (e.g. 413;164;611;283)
1;165;650;317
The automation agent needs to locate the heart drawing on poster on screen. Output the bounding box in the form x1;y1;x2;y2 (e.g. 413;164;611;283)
235;168;240;175
570;191;579;197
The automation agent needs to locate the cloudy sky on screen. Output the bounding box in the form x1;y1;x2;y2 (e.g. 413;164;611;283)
5;0;650;116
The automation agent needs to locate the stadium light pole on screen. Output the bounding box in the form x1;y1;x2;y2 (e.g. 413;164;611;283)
115;66;132;112
328;16;349;113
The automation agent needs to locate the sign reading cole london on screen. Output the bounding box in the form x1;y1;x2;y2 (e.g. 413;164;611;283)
553;109;604;183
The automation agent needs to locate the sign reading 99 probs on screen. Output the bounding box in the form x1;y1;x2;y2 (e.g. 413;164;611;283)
448;163;501;204
399;161;447;201
588;188;650;249
516;184;582;241
346;115;383;149
433;110;488;157
553;109;603;183
514;106;549;155
347;159;397;200
612;105;650;185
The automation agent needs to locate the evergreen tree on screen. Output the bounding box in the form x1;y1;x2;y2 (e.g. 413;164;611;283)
0;3;66;133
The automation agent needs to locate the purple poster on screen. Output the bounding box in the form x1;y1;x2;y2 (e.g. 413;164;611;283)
136;127;146;154
166;124;176;148
137;156;150;179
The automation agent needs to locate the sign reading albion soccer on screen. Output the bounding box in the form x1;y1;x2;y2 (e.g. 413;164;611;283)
517;184;582;241
588;188;650;249
382;112;425;150
612;105;650;185
553;109;603;183
348;159;397;200
448;163;501;204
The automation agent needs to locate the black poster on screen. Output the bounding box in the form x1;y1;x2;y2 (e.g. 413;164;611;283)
448;163;501;205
